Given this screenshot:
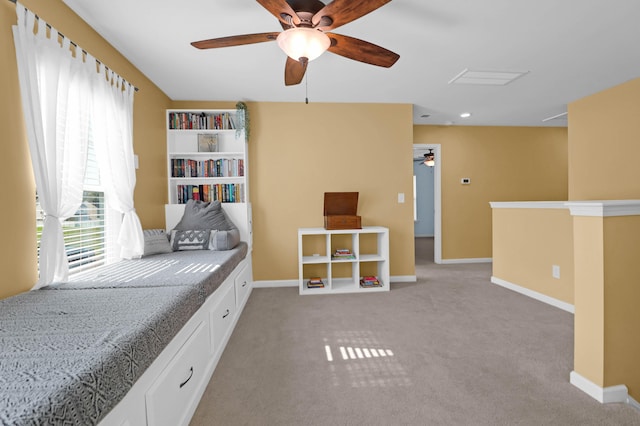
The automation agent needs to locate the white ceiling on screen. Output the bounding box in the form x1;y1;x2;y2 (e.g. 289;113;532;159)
61;0;640;127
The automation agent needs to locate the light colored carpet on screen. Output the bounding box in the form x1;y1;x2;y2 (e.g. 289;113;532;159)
190;237;640;425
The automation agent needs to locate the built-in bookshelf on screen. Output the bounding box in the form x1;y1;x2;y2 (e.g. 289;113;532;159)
298;227;390;295
166;109;248;205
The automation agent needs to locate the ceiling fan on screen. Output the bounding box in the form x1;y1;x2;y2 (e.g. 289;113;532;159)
191;0;400;86
414;149;435;167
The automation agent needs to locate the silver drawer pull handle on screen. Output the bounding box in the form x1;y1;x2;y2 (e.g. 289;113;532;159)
179;366;193;389
222;309;230;319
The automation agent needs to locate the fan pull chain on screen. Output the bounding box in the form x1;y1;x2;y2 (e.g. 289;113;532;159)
305;72;309;104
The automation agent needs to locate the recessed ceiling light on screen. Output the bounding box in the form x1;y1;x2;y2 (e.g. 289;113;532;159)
460;112;472;118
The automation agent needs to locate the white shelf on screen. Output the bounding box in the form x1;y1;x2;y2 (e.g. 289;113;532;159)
301;255;331;264
298;226;390;295
166;109;248;206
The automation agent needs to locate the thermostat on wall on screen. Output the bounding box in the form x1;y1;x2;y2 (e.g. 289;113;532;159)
461;178;471;185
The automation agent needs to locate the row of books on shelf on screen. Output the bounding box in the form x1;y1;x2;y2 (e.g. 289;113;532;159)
304;276;383;289
331;248;355;260
176;184;244;204
168;112;236;130
171;158;244;178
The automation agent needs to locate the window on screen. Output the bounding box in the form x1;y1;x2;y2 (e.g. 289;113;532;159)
35;139;117;276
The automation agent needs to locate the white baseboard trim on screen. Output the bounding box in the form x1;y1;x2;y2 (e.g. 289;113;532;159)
252;280;298;288
628;395;640;411
439;258;492;264
390;275;417;283
570;371;630;404
491;276;575;314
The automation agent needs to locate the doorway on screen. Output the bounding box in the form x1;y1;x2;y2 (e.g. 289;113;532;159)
413;144;441;264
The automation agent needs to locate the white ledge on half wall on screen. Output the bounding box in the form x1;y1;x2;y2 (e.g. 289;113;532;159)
565;200;640;217
489;201;568;209
490;200;640;217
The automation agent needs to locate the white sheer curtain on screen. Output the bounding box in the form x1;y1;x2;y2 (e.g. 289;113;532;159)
13;2;143;287
13;4;93;287
92;68;144;259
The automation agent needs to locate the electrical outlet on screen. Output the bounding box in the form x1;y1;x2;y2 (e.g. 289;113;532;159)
552;265;560;279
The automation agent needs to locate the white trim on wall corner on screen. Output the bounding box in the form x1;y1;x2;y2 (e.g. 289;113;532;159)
569;371;629;404
491;276;575;313
440;258;492;265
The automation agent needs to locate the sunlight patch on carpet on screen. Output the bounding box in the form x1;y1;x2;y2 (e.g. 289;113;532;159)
323;331;411;388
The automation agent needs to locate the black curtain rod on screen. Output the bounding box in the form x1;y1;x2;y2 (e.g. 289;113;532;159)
8;0;139;92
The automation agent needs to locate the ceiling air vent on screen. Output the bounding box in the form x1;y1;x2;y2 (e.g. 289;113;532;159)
449;69;529;86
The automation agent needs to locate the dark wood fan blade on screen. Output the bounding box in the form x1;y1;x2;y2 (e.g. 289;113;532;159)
284;56;307;86
312;0;391;30
191;32;280;49
327;33;399;67
256;0;300;26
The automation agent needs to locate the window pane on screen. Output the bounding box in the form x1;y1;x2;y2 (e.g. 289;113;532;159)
36;190;106;276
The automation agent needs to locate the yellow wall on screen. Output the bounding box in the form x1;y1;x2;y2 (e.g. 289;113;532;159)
492;207;574;304
568;78;640;200
572;213;640;398
0;0;171;299
572;216;605;386
249;102;415;281
0;0;34;298
414;126;568;260
603;216;640;393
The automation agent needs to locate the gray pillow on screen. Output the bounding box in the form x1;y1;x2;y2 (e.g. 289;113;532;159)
170;229;214;251
211;228;241;251
173;200;241;250
174;200;236;231
143;229;172;256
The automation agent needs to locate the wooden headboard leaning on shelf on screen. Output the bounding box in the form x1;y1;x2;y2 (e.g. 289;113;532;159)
165;203;252;248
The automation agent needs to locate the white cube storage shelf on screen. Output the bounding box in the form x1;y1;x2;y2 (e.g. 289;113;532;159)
298;226;390;295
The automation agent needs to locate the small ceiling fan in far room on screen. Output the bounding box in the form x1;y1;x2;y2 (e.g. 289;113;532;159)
414;149;435;167
190;0;400;86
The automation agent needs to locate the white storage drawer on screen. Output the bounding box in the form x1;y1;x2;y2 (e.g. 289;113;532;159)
234;263;252;307
210;283;236;353
145;321;210;426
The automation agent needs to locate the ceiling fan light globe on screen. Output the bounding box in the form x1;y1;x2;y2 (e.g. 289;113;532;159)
277;28;330;62
424;159;435;167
